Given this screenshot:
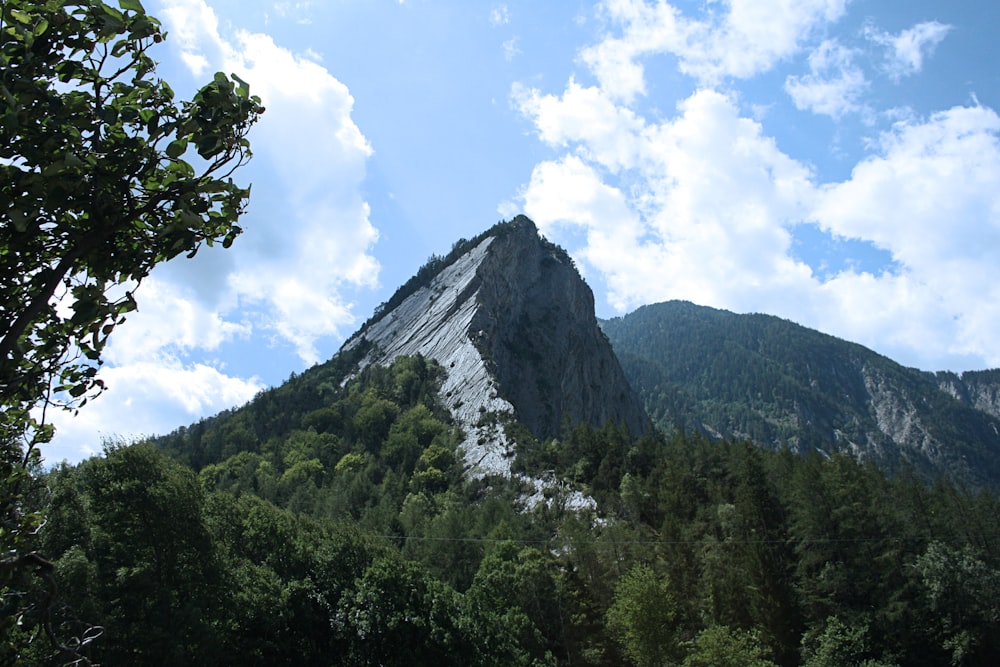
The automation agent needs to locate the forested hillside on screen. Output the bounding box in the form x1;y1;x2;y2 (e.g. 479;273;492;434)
601;301;1000;490
24;355;1000;666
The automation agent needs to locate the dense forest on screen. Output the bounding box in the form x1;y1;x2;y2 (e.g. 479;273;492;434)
17;354;1000;665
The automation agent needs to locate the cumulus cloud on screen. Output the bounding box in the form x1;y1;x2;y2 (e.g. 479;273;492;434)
582;0;847;99
218;30;377;361
785;39;868;118
867;20;952;81
518;84;816;313
102;278;250;367
502;37;521;61
811;105;1000;363
490;4;510;27
514;11;1000;370
43;359;264;464
153;0;378;360
513;79;645;172
46;0;378;460
272;1;316;23
44;277;264;463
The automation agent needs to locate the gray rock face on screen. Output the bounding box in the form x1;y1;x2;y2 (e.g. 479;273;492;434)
341;217;648;476
863;364;941;464
937;370;1000;421
470;222;649;440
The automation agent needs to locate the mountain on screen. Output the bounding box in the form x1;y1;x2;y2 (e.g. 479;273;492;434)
600;300;1000;489
155;215;647;485
157;216;1000;491
340;216;648;475
63;220;1000;666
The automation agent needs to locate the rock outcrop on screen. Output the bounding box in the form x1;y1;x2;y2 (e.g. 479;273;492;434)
937;369;1000;422
341;216;648;476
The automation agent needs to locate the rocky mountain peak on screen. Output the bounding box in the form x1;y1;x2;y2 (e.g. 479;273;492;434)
341;216;648;476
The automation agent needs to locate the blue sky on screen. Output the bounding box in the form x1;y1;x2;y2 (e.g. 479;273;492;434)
45;0;1000;462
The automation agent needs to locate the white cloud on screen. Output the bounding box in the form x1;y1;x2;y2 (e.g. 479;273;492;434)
156;0;378;362
220;28;379;361
867;20;952;81
158;0;224;76
785;39;868;118
516;44;1000;370
582;0;848;100
502;37;521;61
813;106;1000;261
513;79;645;172
273;1;316;23
519;85;816;313
44;1;381;462
44;359;264;465
811;105;1000;364
43;277;262;462
522;155;637;234
490;4;510;27
103;278;250;367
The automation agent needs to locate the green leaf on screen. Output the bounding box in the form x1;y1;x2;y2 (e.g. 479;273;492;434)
111;37;130;57
9;208;29;233
196;134;220;158
119;0;147;13
9;9;31;24
99;106;119;124
166;159;195;178
100;3;125;22
120;105;139;121
97;3;126;33
231;73;250;99
166;139;187;158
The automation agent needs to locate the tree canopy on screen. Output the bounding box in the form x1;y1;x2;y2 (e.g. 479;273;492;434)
1;0;262;432
1;0;262;659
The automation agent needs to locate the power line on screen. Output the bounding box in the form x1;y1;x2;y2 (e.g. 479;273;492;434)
371;531;1000;548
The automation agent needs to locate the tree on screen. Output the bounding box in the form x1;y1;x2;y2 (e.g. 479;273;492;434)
333;555;475;666
76;444;221;665
1;0;262;658
606;563;684;667
912;541;1000;665
468;541;563;663
800;616;899;667
1;0;262;438
682;625;778;667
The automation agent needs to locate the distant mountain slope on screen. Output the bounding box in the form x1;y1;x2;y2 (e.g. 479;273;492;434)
601;300;1000;489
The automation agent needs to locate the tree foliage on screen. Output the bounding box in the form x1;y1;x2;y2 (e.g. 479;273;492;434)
1;0;262;659
0;0;262;422
24;347;1000;665
606;563;682;667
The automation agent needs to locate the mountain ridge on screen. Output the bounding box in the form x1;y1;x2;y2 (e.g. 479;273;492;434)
341;216;648;476
600;300;1000;489
156;219;1000;491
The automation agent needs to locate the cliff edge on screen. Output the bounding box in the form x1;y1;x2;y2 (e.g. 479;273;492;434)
342;216;648;475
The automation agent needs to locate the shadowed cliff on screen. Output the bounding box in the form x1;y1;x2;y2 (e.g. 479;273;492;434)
343;216;648;474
